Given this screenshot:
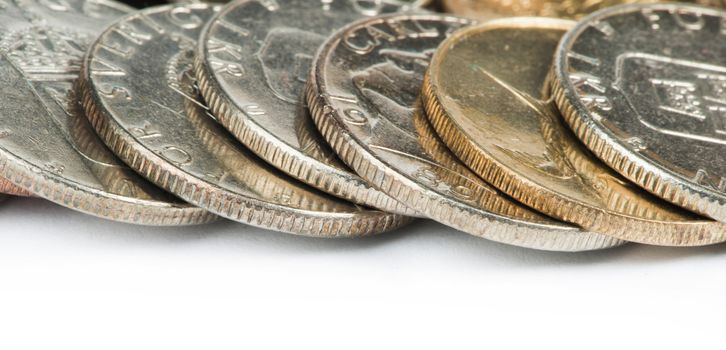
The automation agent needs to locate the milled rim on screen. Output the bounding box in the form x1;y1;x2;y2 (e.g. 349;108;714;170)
553;3;726;223
192;2;418;217
423;17;726;246
306;14;625;251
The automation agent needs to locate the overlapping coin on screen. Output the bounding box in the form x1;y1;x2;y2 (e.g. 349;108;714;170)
422;17;726;246
553;3;726;224
80;3;410;236
194;0;418;216
442;0;726;19
307;13;623;251
2;0;726;249
0;0;216;225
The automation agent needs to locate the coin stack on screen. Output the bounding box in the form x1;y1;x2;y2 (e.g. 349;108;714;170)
1;0;725;252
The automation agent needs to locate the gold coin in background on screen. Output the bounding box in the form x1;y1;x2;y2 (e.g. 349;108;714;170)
422;17;726;246
442;0;726;19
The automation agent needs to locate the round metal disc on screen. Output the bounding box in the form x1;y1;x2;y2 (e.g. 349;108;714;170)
553;3;726;224
423;17;726;246
0;0;216;225
307;14;624;251
441;0;725;19
194;0;418;217
81;4;412;237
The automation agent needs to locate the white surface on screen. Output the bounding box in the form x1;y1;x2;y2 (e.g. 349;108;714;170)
1;196;724;349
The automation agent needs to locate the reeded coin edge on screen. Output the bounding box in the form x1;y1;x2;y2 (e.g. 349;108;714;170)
80;58;410;237
0;147;216;225
0;178;33;197
307;74;623;251
193;22;417;217
552;3;726;223
423;64;726;246
192;56;417;216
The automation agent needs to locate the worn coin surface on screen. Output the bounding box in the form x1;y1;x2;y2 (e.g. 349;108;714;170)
174;0;433;6
195;0;418;216
307;14;623;251
0;179;32;197
81;4;410;237
0;0;216;225
442;0;726;19
553;4;726;224
423;17;726;246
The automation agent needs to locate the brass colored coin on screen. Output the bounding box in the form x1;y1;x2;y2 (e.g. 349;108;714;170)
553;4;726;224
308;14;623;251
423;17;726;246
442;0;726;19
195;0;418;217
0;179;32;197
81;4;411;237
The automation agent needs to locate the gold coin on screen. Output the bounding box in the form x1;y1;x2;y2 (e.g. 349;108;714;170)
442;0;726;19
0;178;32;197
422;17;726;246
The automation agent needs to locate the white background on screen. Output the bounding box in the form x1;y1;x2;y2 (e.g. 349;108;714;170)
1;196;725;349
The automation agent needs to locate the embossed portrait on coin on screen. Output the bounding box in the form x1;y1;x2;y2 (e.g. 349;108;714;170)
616;54;726;145
351;49;433;137
257;27;326;103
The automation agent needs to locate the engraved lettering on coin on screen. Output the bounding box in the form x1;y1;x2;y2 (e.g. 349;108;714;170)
554;3;726;222
426;17;726;246
81;4;410;236
308;14;624;251
195;0;417;215
0;0;215;224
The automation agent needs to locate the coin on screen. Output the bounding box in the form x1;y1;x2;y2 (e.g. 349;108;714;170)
307;14;624;251
81;4;411;237
173;0;433;6
553;4;726;224
422;17;726;246
195;0;419;217
0;0;216;225
0;179;32;197
442;0;726;19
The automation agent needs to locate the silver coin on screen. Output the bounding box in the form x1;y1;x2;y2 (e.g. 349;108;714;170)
172;0;432;6
80;4;412;237
0;178;32;196
0;0;216;225
307;13;624;251
553;3;726;223
195;0;419;217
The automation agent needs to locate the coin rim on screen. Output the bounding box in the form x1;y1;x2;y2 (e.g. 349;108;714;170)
0;0;218;225
0;178;33;197
552;3;726;223
80;4;411;237
193;0;418;217
423;16;726;246
307;13;625;251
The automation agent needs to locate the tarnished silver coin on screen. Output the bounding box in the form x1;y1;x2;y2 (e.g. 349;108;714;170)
0;0;216;225
195;0;418;217
81;4;411;237
0;179;32;197
173;0;433;6
553;3;726;223
307;14;624;251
